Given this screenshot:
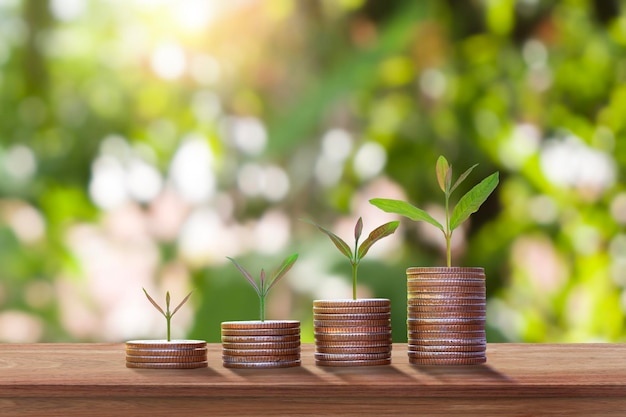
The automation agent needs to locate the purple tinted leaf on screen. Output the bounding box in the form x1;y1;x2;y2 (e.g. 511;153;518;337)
304;219;353;260
171;291;193;316
450;163;478;194
354;217;363;241
227;257;260;296
143;288;165;317
357;221;399;260
260;269;266;292
267;253;298;293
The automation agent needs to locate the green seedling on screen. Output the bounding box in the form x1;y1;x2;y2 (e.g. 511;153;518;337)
306;217;399;300
370;155;499;267
142;288;193;342
227;253;298;322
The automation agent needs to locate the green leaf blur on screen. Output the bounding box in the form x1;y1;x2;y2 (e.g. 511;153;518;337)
0;0;624;344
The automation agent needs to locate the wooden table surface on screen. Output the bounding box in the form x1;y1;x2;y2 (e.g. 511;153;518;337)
0;343;625;416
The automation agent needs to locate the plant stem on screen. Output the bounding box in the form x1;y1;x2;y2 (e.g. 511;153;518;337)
260;296;265;322
166;315;171;342
352;262;358;300
445;192;451;267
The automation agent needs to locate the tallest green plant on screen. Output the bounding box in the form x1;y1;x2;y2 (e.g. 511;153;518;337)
370;156;499;267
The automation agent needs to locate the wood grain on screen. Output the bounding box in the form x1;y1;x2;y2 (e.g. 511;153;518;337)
1;343;625;416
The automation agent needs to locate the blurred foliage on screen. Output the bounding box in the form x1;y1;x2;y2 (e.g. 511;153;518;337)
0;0;625;344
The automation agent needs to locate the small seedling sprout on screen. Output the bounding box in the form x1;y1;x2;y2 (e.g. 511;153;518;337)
142;288;192;342
227;253;298;321
306;217;399;300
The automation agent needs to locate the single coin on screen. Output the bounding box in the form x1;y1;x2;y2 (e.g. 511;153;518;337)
408;298;485;306
314;332;392;342
406;267;484;274
315;358;391;367
313;313;391;320
408;337;486;346
221;328;300;336
313;339;392;348
408;312;485;321
125;340;206;349
407;274;485;281
408;344;485;353
407;350;486;359
315;345;391;354
223;360;301;369
408;291;485;298
313;299;390;308
126;354;207;363
221;320;300;330
314;306;391;314
125;347;208;357
409;357;486;365
221;341;300;350
126;361;208;369
221;334;300;343
313;319;391;327
407;317;485;324
314;326;391;334
408;305;486;313
314;352;390;361
407;325;485;334
222;354;300;363
222;348;300;357
407;283;484;291
407;279;484;286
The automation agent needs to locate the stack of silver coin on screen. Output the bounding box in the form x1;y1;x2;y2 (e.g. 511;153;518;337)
406;267;486;365
125;340;208;369
221;320;301;369
314;299;392;366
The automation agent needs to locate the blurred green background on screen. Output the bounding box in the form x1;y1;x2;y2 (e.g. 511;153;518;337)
0;0;625;343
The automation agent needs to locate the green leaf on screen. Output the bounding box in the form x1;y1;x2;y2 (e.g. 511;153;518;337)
267;253;298;292
227;257;260;296
303;219;353;260
143;288;166;317
450;172;499;230
436;156;450;193
171;291;193;316
450;163;478;194
369;198;444;232
357;221;400;260
354;217;363;241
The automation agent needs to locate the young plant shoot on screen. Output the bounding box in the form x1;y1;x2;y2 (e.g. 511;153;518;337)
142;289;193;342
307;217;399;300
370;155;499;267
227;253;298;322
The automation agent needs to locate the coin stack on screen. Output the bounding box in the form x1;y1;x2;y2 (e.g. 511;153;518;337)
125;340;208;369
221;320;301;369
313;299;392;367
406;267;486;365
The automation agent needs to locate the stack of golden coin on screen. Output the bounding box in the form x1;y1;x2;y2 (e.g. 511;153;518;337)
125;340;208;369
406;267;486;365
313;299;392;367
221;320;301;369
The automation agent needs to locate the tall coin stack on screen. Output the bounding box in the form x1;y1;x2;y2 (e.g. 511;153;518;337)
406;267;486;365
125;340;208;369
221;320;301;369
313;299;392;367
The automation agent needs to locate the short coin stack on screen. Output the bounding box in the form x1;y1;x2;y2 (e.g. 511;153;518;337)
406;267;486;365
125;340;208;369
221;320;301;369
313;299;392;367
